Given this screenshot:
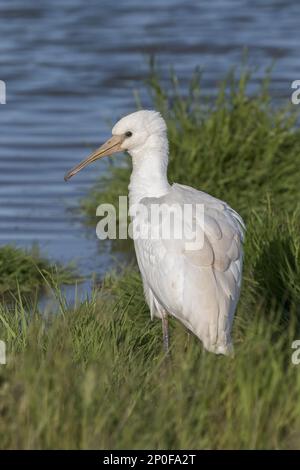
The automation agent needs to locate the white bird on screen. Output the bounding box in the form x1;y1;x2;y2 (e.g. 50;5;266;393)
65;110;245;355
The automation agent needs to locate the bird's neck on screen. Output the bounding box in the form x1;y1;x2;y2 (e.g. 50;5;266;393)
128;135;170;208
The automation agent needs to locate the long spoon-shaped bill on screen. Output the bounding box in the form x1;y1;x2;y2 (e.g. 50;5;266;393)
64;134;124;181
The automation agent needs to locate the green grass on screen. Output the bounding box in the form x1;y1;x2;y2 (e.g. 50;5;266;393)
1;66;300;449
81;66;300;234
0;240;300;449
0;245;80;300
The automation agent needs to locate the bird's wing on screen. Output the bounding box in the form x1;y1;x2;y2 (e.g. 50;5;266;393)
136;183;245;354
173;183;245;353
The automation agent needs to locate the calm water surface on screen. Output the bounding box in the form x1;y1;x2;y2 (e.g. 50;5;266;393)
0;0;299;292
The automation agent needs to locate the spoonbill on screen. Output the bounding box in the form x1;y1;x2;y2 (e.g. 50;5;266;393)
65;110;245;355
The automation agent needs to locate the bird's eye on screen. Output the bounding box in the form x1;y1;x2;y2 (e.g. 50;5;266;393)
125;131;132;138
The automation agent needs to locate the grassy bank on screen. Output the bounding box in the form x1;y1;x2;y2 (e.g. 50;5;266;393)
81;66;300;231
1;67;300;449
0;260;300;449
0;245;79;300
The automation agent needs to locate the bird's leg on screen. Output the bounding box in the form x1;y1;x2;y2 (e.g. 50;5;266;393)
161;311;170;354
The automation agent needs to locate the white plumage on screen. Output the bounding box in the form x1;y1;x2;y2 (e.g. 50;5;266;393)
133;183;245;355
65;110;245;355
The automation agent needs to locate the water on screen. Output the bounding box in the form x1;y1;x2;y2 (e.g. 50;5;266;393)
0;0;299;285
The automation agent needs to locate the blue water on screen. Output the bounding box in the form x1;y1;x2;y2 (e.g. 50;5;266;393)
0;0;299;285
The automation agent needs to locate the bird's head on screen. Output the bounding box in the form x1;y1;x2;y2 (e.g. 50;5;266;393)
64;110;167;181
